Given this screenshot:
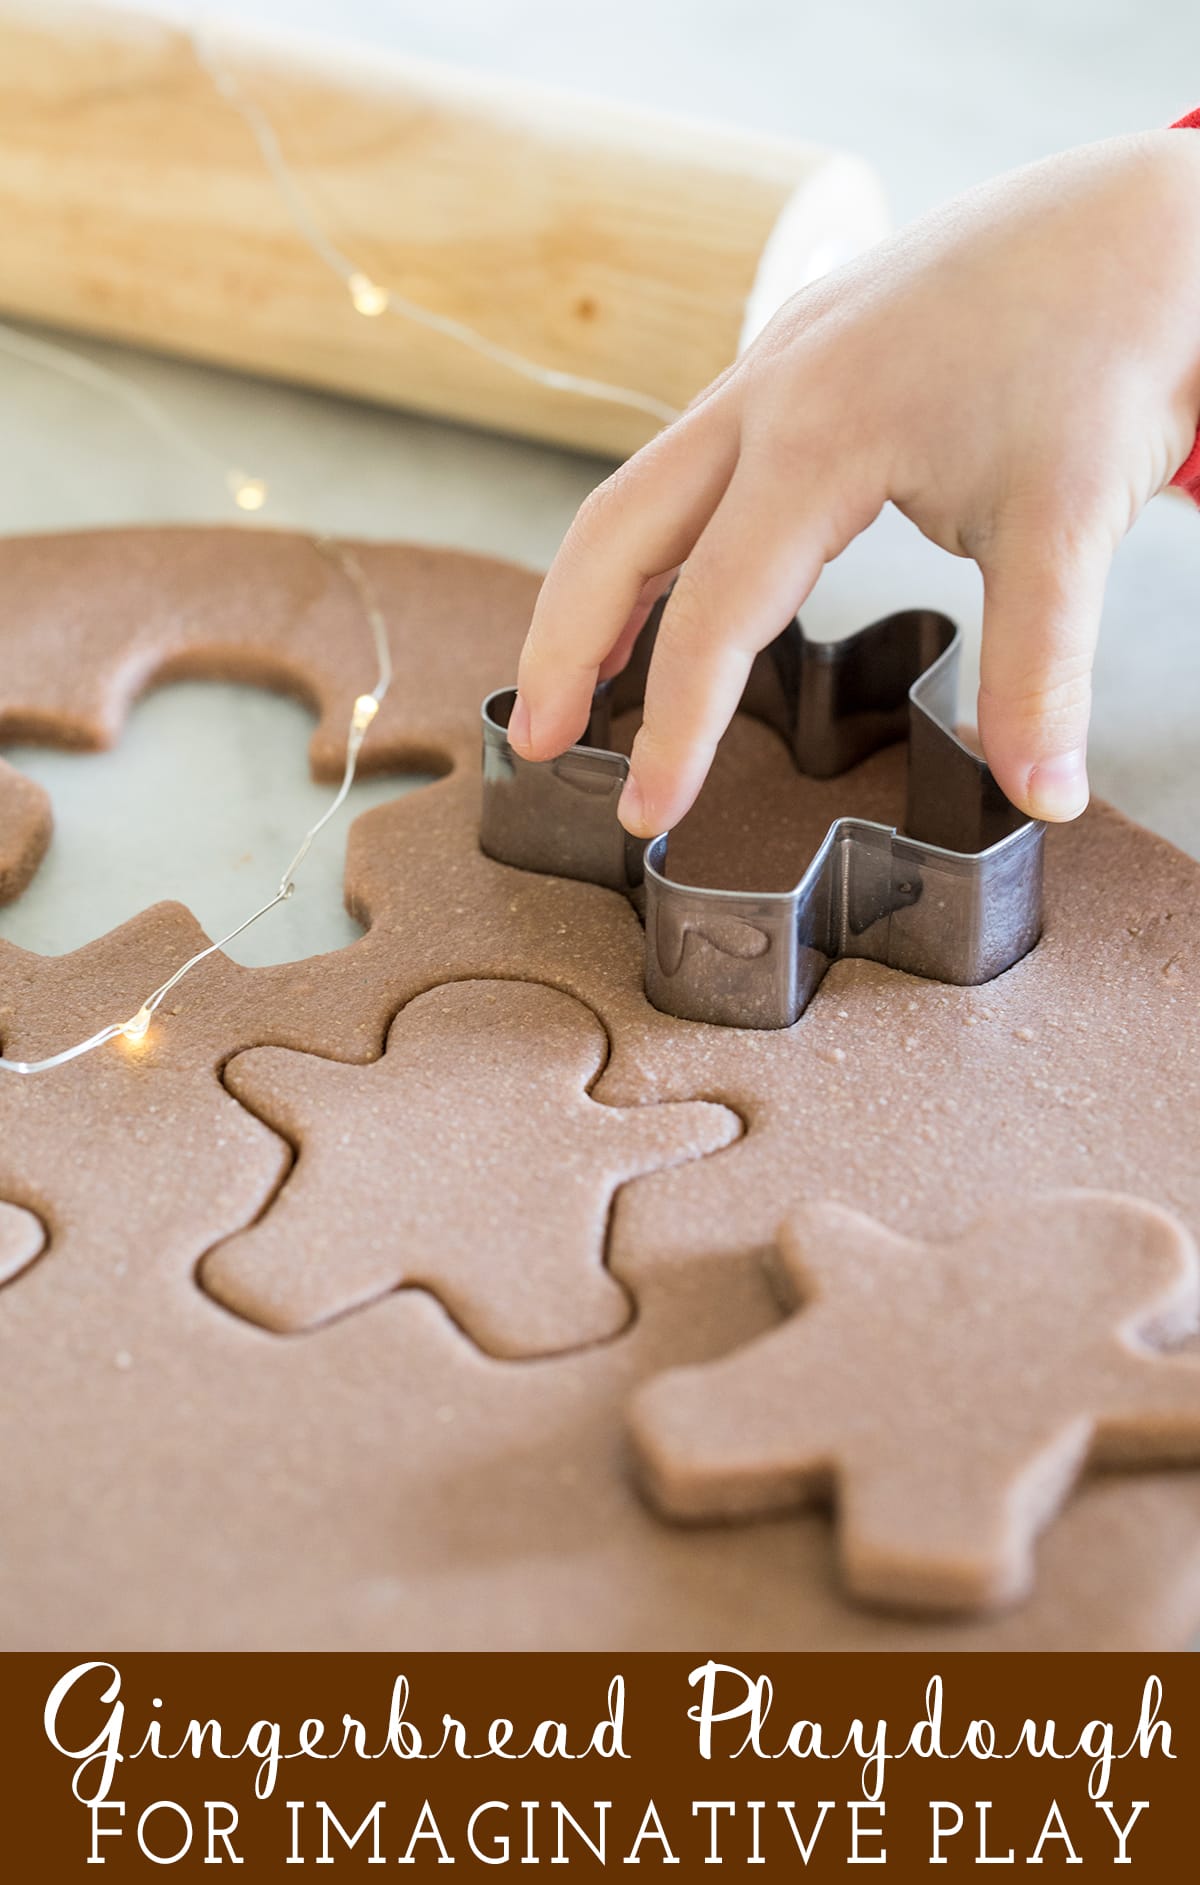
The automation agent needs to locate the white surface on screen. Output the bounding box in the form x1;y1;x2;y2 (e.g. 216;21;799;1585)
2;0;1200;972
1;690;432;966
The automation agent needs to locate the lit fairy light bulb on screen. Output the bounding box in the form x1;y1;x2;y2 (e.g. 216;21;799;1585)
120;1005;153;1045
352;693;380;730
228;470;269;512
347;272;388;318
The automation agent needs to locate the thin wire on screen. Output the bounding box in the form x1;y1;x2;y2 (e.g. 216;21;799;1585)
0;319;261;504
191;27;681;429
0;539;392;1075
270;542;391;889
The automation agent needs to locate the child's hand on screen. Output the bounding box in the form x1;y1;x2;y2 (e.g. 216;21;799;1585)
510;131;1200;834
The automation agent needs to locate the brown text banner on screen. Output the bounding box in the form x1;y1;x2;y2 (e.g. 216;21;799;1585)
0;1653;1194;1876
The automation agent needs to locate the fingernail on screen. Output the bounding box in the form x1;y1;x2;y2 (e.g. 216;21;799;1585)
618;773;645;832
508;693;532;754
1027;751;1089;821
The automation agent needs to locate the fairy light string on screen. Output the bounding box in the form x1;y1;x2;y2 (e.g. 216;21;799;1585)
0;321;268;513
0;541;392;1076
190;28;682;428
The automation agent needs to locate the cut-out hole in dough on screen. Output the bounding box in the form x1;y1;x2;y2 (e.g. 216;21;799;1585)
0;680;434;966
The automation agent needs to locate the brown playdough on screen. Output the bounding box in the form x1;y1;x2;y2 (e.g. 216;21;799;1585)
632;1194;1200;1614
0;527;538;903
203;980;739;1356
1;526;1200;1651
0;1199;45;1287
0;757;50;905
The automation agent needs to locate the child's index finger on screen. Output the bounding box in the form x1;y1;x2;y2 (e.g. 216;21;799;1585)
512;401;739;762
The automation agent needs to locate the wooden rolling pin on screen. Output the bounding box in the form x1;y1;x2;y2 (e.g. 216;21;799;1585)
0;1;889;457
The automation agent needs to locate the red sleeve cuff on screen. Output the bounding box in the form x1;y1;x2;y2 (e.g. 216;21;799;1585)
1170;107;1200;499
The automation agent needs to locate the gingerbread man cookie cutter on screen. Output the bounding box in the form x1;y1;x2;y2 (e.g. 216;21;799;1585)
480;601;1044;1028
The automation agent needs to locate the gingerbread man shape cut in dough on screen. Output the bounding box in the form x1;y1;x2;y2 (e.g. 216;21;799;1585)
631;1194;1200;1614
202;980;741;1358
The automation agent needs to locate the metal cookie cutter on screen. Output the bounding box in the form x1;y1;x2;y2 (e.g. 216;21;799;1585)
480;601;1044;1029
